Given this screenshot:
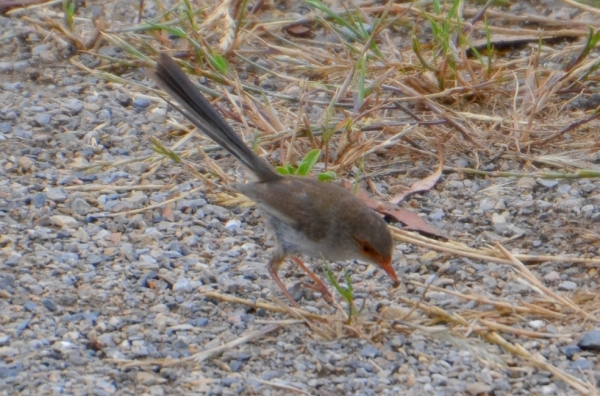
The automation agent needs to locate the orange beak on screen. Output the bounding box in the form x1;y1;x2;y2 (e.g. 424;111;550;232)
379;260;400;287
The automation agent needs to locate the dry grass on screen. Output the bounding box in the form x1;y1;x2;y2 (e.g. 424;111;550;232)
13;0;600;393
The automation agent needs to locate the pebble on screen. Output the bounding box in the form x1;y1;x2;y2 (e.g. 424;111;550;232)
173;277;192;292
557;281;577;291
479;199;495;212
14;126;33;139
132;97;151;109
63;98;84;114
561;345;580;358
578;329;600;351
51;215;78;227
33;113;51;126
543;271;560;282
18;156;34;171
41;298;57;312
429;208;445;221
45;188;68;202
536;179;558;188
528;320;545;330
465;382;492;395
359;345;379;358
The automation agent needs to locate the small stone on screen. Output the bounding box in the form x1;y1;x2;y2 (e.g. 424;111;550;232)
98;109;111;120
570;359;591;370
136;371;166;385
541;384;557;395
190;318;209;327
31;43;52;56
536;179;558;188
88;255;109;265
75;227;90;242
132;97;151;109
140;254;157;265
543;271;560;282
124;191;148;206
516;177;535;188
51;215;78;227
557;281;576;291
104;200;133;213
41;298;57;312
147;107;166;123
557;184;571;194
429;208;445;221
120;243;136;261
225;219;242;231
0;122;12;133
528;320;544;330
33;192;46;208
115;92;132;107
14;126;33;139
229;360;243;372
491;212;508;233
562;345;580;358
261;370;283;381
46;188;68;202
359;345;378;358
479;199;495;212
63;98;84;115
18;156;34;171
173;277;192;292
559;197;585;208
465;382;492;395
123;162;149;175
33;113;51;126
72;198;92;216
0;347;18;357
578;329;600;351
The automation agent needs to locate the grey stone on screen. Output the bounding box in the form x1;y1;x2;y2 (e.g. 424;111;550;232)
557;281;576;291
359;345;378;358
46;188;68;202
536;179;558;188
72;198;92;215
63;98;83;115
578;330;600;351
41;298;57;312
32;113;51;126
132;97;151;109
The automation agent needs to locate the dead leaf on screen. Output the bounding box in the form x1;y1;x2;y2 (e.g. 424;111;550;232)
285;23;312;37
162;205;174;222
343;181;445;238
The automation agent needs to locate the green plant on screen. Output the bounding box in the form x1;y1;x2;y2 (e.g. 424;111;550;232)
276;149;336;181
324;260;356;323
63;0;76;31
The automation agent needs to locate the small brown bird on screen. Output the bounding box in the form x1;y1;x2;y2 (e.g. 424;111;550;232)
152;53;398;307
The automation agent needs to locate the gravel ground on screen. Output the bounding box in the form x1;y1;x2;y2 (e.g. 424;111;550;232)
1;2;600;395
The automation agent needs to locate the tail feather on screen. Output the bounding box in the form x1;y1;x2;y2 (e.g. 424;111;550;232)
152;53;281;182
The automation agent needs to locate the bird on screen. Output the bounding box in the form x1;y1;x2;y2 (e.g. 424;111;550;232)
151;52;399;307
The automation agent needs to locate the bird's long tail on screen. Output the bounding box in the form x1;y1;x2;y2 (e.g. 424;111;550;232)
152;52;281;182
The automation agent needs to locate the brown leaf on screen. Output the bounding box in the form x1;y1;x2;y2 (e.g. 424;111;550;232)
343;181;445;238
162;205;174;222
390;143;444;204
285;24;312;37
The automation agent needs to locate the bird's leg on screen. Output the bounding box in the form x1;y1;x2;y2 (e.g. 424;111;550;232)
267;253;302;308
291;256;334;305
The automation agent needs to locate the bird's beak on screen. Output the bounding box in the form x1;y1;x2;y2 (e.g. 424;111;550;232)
379;260;400;287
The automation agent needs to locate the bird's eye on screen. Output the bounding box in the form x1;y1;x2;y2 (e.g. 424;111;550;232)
362;243;373;254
